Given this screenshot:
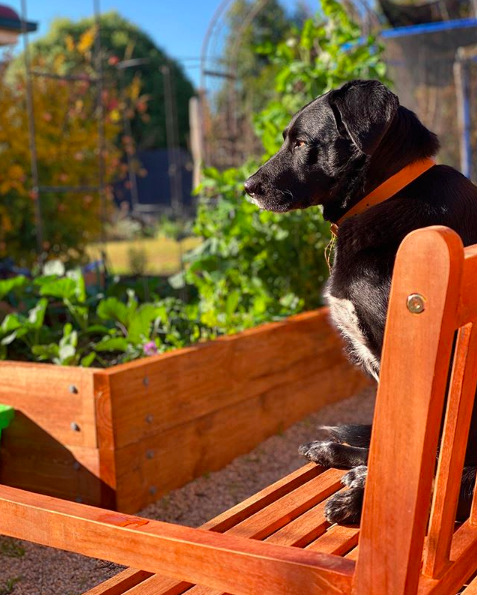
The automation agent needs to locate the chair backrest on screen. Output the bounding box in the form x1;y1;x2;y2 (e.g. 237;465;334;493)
353;225;477;595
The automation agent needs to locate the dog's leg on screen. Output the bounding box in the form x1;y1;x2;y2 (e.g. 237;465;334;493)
299;424;371;468
299;441;368;468
298;425;372;523
325;466;367;524
325;464;477;525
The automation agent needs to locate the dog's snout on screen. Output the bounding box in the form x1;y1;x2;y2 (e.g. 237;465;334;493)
244;177;261;196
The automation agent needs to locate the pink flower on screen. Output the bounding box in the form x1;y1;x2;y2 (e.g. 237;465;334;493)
143;341;158;356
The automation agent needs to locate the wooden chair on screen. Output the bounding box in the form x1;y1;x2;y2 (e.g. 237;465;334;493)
2;225;477;595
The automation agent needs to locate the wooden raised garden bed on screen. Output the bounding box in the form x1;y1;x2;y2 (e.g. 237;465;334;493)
0;308;370;513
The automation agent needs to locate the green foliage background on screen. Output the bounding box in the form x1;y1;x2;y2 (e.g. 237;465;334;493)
0;0;391;366
182;0;391;333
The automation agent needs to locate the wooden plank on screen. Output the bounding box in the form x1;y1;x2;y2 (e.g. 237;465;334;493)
94;372;118;508
353;227;464;595
113;357;366;512
228;469;342;540
457;245;477;327
463;573;477;594
182;479;342;595
307;524;359;556
202;463;321;532
0;432;105;505
0;485;354;595
0;361;97;448
418;522;477;595
116;577;189;595
84;466;337;595
424;324;477;578
104;309;367;449
345;548;359;562
84;570;152;595
84;464;323;595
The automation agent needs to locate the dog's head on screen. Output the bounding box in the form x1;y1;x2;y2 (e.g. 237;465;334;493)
244;80;399;213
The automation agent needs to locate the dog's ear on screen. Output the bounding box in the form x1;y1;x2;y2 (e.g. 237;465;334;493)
329;80;399;155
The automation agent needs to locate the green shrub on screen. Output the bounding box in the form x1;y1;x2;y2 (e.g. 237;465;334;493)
171;164;329;333
0;268;212;367
0;1;391;366
180;0;390;333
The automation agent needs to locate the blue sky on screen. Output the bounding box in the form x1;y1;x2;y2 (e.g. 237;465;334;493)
12;0;315;87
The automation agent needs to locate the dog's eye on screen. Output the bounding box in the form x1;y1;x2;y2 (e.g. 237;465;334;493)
294;140;306;149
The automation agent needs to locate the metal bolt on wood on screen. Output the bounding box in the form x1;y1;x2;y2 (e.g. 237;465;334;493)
407;293;426;314
145;414;153;424
73;462;81;471
146;450;154;459
143;377;150;387
149;486;157;496
71;422;81;432
69;385;79;394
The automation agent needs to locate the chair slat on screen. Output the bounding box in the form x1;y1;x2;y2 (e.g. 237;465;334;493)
0;484;354;595
230;468;342;539
135;472;344;595
424;323;477;578
119;576;191;595
353;227;464;595
307;524;359;556
84;570;152;595
457;245;477;327
83;463;322;595
418;522;477;595
463;573;477;594
203;462;322;532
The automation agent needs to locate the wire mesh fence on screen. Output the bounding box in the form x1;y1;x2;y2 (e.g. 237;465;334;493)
383;18;477;178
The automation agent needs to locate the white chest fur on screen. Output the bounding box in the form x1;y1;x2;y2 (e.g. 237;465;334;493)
324;287;380;382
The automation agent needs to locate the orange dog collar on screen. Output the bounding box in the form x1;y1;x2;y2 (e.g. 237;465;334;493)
330;158;436;236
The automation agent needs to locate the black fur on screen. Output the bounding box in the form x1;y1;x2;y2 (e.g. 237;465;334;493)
245;79;477;525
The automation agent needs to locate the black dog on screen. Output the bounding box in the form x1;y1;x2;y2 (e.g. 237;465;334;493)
244;79;477;525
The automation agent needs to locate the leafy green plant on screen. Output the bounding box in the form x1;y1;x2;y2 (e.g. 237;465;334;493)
181;0;390;333
0;267;213;367
254;0;391;157
171;164;329;334
0;1;391;367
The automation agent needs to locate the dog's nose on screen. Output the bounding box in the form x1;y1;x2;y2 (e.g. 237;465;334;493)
244;177;260;196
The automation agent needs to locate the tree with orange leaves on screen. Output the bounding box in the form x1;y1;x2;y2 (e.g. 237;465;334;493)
0;24;145;266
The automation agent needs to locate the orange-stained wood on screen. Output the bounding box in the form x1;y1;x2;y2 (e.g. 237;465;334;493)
307;524;360;557
353;227;464;595
457;244;477;327
84;463;324;595
0;308;369;513
0;362;98;448
424;324;477;578
0;484;354;595
6;227;477;595
462;574;477;594
84;570;152;595
103;308;366;450
418;522;477;595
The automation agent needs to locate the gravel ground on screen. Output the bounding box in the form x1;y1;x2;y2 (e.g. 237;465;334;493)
0;386;375;595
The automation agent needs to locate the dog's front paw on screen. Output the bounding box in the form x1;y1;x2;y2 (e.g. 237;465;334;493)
298;441;341;467
341;465;367;488
325;486;364;525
